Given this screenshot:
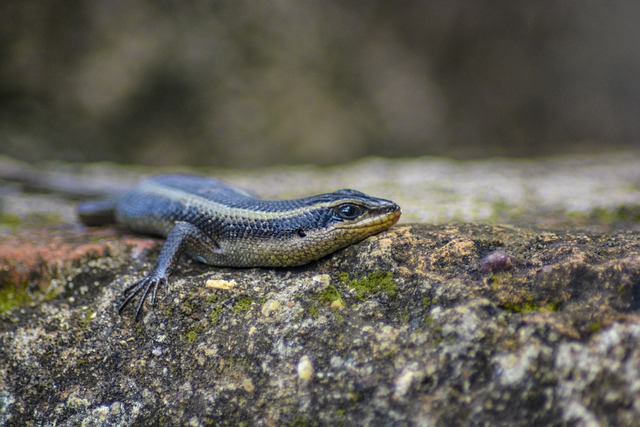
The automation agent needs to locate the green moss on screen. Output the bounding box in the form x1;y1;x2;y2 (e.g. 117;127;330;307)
342;272;397;301
587;321;603;334
210;306;223;326
489;200;513;222
501;301;538;313
0;287;31;313
0;212;22;229
423;315;443;338
27;212;64;226
78;309;95;329
612;205;640;222
584;205;640;224
318;285;342;305
566;210;588;220
313;285;345;319
180;298;196;315
288;416;310;427
186;329;199;344
566;206;640;227
489;274;516;291
422;297;436;310
308;303;319;318
43;286;61;302
0;211;65;229
546;301;560;312
233;296;253;314
591;207;617;223
500;300;560;313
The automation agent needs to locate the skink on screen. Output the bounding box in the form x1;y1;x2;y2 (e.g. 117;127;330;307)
78;175;402;320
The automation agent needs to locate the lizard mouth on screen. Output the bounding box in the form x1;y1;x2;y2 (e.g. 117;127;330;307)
336;203;401;230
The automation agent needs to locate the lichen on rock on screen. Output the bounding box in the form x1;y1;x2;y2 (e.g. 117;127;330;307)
1;155;640;425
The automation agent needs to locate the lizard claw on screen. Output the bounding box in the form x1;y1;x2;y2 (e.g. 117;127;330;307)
119;273;168;322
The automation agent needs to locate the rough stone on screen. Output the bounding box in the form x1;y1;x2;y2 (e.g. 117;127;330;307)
0;154;640;426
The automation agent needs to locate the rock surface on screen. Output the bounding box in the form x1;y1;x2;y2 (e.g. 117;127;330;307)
1;153;640;426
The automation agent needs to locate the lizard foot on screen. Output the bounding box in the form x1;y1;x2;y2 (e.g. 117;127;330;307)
119;273;168;322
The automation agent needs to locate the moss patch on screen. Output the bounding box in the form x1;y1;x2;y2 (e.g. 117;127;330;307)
317;285;343;305
499;300;560;314
210;305;223;326
78;309;95;329
340;271;397;301
308;303;319;318
0;212;22;229
567;205;640;226
185;329;199;344
0;287;31;313
233;296;253;314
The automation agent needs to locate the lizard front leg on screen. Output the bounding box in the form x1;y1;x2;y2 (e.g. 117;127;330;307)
119;221;219;321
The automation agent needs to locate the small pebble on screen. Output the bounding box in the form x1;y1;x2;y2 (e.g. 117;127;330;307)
480;250;512;273
297;355;314;381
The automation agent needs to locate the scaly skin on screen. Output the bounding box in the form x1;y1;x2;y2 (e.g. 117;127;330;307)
79;175;402;321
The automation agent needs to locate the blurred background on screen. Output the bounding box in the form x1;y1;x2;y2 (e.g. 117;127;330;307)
1;1;639;168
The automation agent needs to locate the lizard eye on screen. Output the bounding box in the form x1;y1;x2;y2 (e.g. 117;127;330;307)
336;203;362;220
